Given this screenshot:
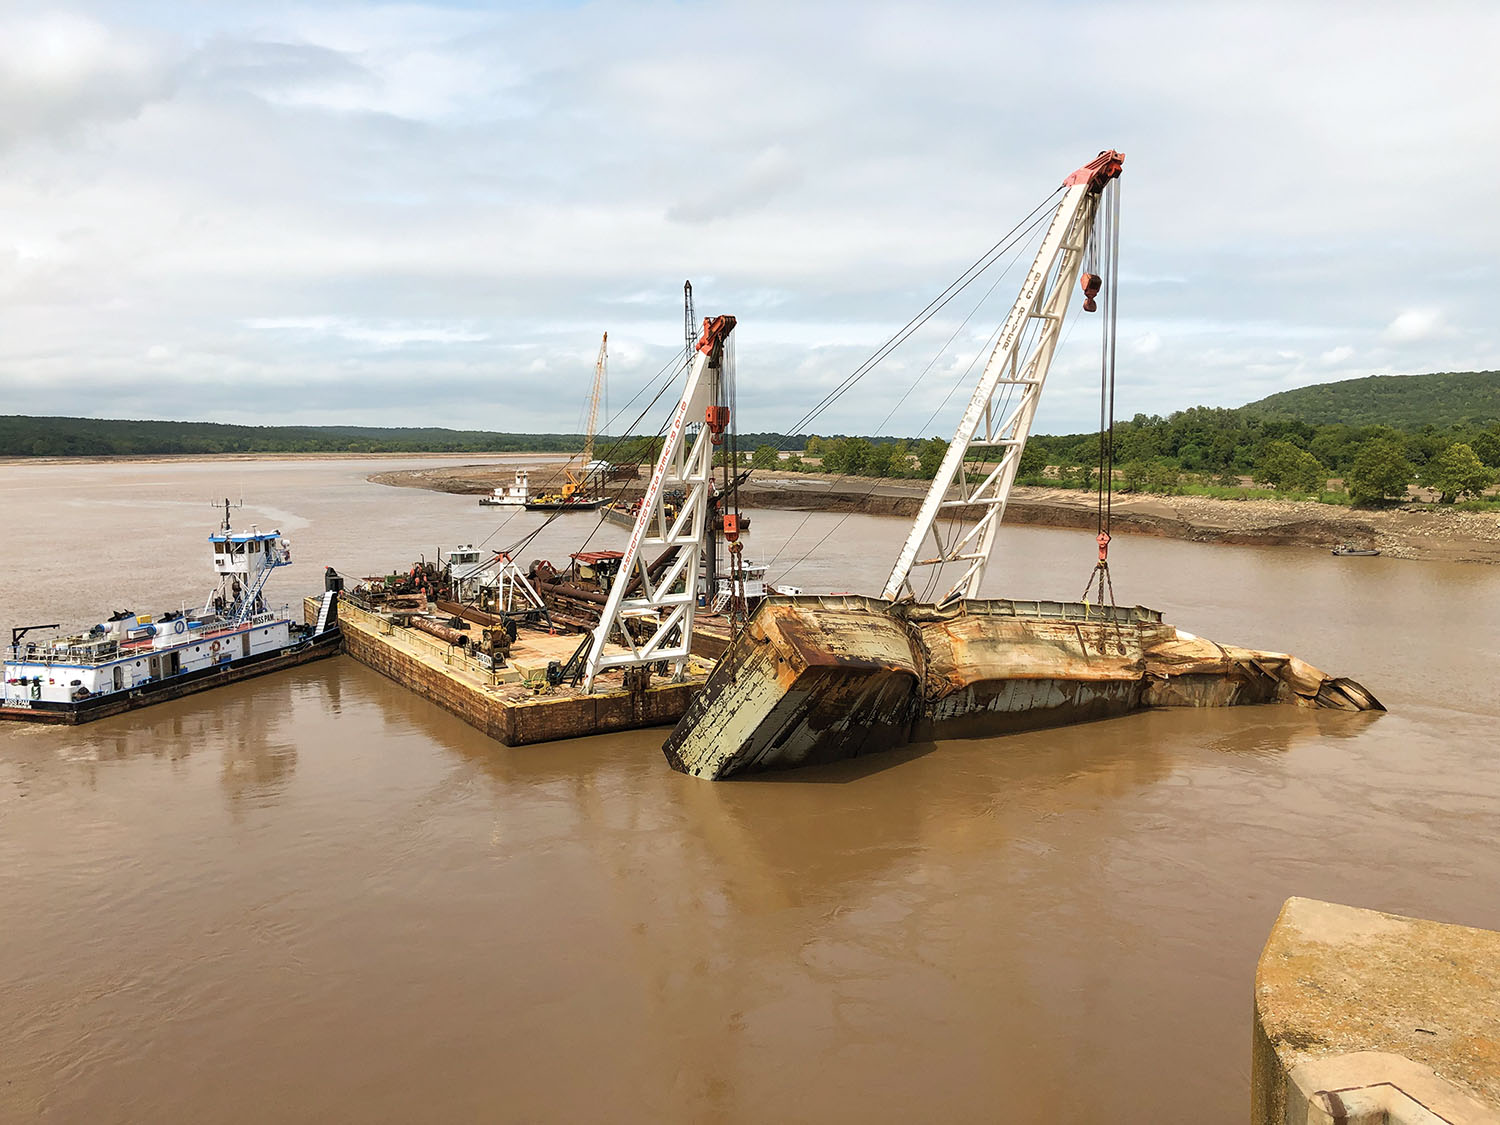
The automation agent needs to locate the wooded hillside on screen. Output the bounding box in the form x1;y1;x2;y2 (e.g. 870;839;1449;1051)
1242;371;1500;428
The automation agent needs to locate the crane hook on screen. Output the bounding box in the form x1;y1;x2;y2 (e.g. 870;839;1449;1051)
1080;273;1102;313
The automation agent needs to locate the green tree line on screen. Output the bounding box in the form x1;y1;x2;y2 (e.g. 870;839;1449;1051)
0;416;596;457
752;409;1500;506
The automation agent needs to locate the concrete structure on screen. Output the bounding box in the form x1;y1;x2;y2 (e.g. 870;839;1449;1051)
1254;897;1500;1124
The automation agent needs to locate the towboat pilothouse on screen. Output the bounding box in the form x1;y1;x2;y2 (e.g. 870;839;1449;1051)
2;501;342;724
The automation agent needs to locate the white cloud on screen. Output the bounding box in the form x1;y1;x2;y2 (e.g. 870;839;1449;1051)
1382;309;1447;343
0;12;173;149
0;1;1497;434
246;317;490;347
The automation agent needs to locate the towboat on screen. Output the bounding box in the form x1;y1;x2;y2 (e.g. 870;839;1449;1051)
1;504;341;725
479;469;530;506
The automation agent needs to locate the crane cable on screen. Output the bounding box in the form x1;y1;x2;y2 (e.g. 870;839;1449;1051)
1081;179;1122;615
774;187;1065;443
764;198;1058;581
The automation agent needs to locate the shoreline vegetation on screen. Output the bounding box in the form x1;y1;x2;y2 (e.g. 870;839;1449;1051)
370;463;1500;566
5;369;1499;559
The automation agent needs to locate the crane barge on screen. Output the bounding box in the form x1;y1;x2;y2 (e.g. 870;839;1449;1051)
660;151;1383;779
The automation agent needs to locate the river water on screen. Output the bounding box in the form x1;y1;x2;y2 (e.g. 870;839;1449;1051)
2;458;1497;1123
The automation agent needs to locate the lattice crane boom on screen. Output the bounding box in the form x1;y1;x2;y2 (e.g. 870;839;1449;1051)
583;315;736;691
581;331;607;471
882;150;1124;604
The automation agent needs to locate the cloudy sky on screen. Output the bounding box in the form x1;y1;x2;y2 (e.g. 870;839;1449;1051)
2;1;1497;437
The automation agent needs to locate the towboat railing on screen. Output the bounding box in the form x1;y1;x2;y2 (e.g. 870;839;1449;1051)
4;605;294;666
5;641;122;666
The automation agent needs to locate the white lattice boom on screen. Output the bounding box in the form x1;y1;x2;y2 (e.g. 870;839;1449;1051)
883;150;1124;605
583;316;736;690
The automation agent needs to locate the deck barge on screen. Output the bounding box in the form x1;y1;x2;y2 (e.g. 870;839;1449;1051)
310;597;710;745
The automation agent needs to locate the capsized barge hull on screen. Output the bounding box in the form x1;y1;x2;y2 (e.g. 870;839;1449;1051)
662;595;1382;779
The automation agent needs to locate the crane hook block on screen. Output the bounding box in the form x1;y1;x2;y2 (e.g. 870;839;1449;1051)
1096;531;1111;562
1081;273;1102;313
722;513;741;542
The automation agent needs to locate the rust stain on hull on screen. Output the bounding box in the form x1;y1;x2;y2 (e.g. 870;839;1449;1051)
663;596;1383;780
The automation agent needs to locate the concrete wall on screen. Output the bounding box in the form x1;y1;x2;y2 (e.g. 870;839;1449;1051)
1253;897;1500;1124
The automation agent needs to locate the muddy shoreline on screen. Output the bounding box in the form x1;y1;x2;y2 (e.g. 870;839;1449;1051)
369;463;1500;565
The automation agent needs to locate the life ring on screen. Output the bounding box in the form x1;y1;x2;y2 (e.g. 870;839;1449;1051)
210;640;222;654
173;619;187;635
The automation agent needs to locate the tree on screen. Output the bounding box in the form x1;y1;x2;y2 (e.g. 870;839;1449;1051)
1253;440;1327;493
1120;460;1149;492
917;437;948;479
1346;439;1414;504
1176;442;1207;471
814;437;842;472
1420;442;1495;503
863;442;896;478
1470;430;1500;468
1016;441;1047;480
1146;462;1181;495
752;444;780;470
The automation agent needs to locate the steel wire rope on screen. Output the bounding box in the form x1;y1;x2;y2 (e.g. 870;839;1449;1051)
766;216;1057;588
1082;178;1122;612
769;188;1064;448
477;349;689;557
503;370;684;561
761;204;1056;580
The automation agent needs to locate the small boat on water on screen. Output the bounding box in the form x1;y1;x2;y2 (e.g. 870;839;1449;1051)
1331;544;1381;556
1;503;341;725
479;469;530;507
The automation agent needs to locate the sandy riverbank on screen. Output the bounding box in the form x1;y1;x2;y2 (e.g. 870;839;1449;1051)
369;463;1500;565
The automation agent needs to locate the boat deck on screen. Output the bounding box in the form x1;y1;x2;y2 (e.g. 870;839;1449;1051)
314;598;712;745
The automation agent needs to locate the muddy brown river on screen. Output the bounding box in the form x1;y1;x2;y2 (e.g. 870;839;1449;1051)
3;458;1498;1122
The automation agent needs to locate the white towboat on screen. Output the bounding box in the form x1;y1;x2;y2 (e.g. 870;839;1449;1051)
1;502;341;725
479;469;529;506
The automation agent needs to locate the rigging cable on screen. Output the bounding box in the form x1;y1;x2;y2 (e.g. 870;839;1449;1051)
481;348;689;558
775;187;1065;442
764;202;1057;581
1081;178;1122;614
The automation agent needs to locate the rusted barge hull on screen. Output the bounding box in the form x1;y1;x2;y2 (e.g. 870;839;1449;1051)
662;596;1382;779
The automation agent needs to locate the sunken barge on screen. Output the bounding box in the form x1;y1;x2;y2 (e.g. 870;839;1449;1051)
663;150;1381;779
662;595;1381;779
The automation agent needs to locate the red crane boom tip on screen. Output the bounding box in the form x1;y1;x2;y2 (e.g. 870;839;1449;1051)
1063;150;1125;191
